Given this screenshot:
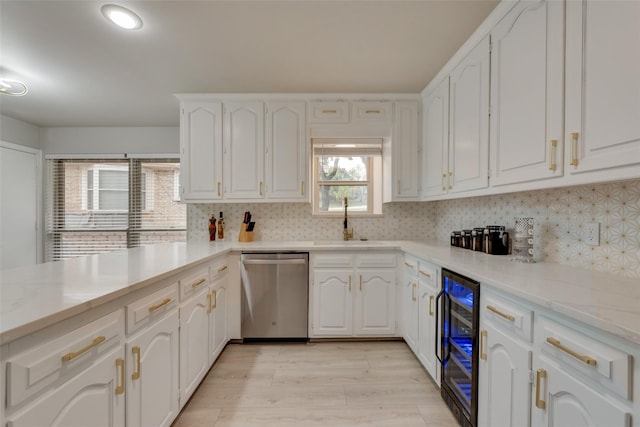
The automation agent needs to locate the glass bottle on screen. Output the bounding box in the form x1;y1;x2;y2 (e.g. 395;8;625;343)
217;212;225;240
209;215;216;241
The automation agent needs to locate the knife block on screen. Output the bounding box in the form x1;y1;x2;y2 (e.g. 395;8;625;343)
238;223;254;242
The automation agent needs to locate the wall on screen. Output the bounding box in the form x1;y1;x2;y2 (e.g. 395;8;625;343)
0;115;41;149
40;127;179;155
187;179;640;278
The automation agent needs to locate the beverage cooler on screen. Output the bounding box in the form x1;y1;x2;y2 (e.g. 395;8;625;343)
436;269;480;427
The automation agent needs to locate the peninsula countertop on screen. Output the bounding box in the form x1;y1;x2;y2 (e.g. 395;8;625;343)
1;240;639;346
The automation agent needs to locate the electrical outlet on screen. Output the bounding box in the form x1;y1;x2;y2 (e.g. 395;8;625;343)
584;222;600;246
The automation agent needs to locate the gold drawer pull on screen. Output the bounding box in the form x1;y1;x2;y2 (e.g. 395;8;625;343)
480;330;487;360
62;336;106;362
365;109;381;114
546;337;597;366
570;132;579;166
549;139;558;171
132;346;141;380
535;368;546;409
192;278;206;289
487;305;515;322
404;261;414;268
322;109;337;114
419;270;431;278
218;265;228;273
429;295;434;316
115;358;125;395
148;297;171;312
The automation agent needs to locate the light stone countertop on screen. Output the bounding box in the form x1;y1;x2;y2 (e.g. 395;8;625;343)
1;240;639;347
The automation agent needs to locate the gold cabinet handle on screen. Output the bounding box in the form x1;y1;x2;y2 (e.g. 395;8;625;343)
132;346;141;380
365;109;381;114
419;270;431;278
535;368;547;409
448;172;453;190
546;337;597;366
217;182;221;197
322;109;337;114
441;173;446;191
116;358;125;395
148;297;171;312
412;283;416;302
397;179;401;195
487;305;515;322
404;261;414;268
480;330;487;360
301;180;305;196
212;289;217;309
549;139;558;171
218;265;228;273
62;336;106;362
260;181;263;196
192;278;206;289
570;132;579;166
359;275;363;291
207;292;212;314
348;276;352;292
429;295;434;316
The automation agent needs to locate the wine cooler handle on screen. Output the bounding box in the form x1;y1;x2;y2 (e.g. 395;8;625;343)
435;288;445;364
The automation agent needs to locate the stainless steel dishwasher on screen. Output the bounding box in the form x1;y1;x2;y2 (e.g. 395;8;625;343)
240;252;309;341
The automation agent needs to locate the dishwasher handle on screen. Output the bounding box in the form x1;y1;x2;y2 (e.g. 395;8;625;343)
242;258;307;265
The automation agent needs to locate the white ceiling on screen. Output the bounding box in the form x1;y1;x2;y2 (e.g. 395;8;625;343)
0;0;498;127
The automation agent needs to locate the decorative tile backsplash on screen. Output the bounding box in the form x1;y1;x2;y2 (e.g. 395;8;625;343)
187;178;640;278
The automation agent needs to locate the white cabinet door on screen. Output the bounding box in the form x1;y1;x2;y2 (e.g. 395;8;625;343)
180;101;223;201
126;311;179;427
489;0;564;187
417;281;439;383
448;35;490;194
403;279;419;354
391;101;421;200
478;323;532;427
223;101;265;199
353;270;396;335
6;347;125;427
208;280;228;365
312;270;353;336
422;78;450;198
565;0;640;174
531;357;631;427
179;289;209;406
265;101;307;200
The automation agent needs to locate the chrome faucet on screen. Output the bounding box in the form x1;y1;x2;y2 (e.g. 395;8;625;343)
343;197;353;241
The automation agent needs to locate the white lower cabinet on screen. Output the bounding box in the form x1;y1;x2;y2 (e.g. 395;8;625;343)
403;277;419;353
126;311;179;427
208;260;229;364
310;253;396;338
179;287;210;407
417;277;439;384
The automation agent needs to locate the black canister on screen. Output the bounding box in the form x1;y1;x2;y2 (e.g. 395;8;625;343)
471;227;484;251
461;229;472;249
451;231;462;247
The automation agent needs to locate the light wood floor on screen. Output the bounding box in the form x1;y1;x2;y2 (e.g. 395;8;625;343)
172;341;458;426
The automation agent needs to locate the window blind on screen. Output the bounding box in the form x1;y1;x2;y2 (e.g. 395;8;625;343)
46;158;186;261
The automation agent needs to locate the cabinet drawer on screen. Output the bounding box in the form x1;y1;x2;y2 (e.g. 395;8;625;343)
403;255;419;277
210;256;229;282
482;290;533;342
539;316;632;400
357;253;396;268
5;309;124;408
417;260;439;289
179;266;210;300
309;101;349;123
313;253;355;268
351;101;393;125
126;283;179;334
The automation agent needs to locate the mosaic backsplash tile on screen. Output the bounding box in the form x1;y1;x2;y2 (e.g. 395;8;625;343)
187;178;640;278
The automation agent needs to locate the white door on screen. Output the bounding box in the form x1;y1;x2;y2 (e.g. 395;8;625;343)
449;35;490;193
393;101;420;200
127;311;179;427
422;78;450;198
403;280;419;354
209;281;227;364
354;269;396;335
180;101;223;201
0;142;41;269
565;0;640;174
6;347;125;427
179;290;209;406
265;101;307;200
490;0;564;186
223;101;264;199
417;282;438;382
478;324;532;427
312;270;353;336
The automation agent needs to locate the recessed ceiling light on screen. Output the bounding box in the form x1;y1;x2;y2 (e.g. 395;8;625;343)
101;4;143;30
0;79;28;96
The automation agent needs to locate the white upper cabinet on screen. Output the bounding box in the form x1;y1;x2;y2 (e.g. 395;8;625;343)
223;101;265;199
180;101;223;201
390;101;421;201
489;0;564;187
422;77;450;198
448;35;490;194
265;101;307;200
564;0;640;174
